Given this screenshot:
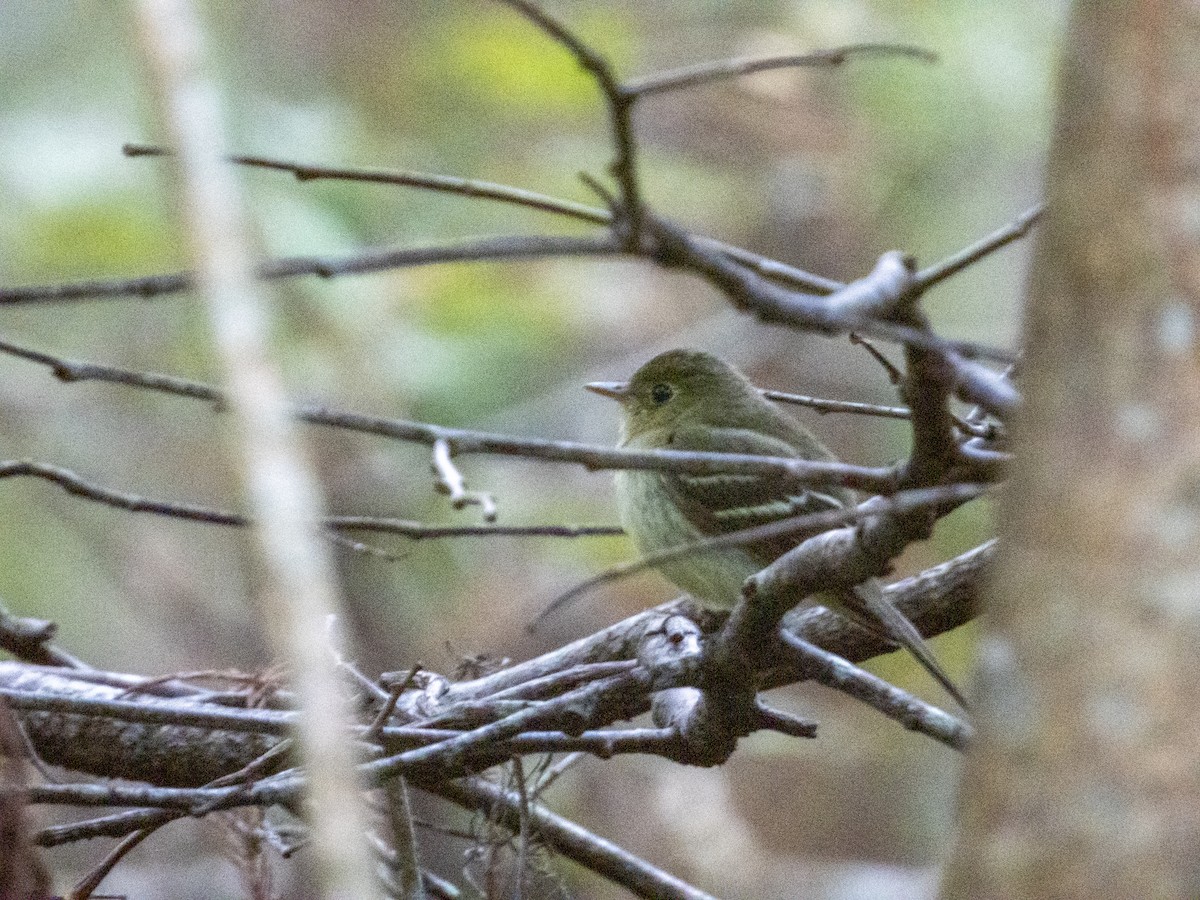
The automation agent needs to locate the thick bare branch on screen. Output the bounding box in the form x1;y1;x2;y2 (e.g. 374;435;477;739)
1;542;988;794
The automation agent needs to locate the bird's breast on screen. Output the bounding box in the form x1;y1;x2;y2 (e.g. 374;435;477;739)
614;468;759;610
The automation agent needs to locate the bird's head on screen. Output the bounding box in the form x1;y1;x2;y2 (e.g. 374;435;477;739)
586;349;761;442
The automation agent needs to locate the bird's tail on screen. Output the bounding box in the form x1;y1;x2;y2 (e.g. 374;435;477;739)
841;580;969;711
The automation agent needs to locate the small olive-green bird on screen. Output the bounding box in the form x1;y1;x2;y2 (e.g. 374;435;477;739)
587;348;966;709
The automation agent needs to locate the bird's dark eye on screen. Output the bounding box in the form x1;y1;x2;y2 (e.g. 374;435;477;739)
650;383;674;405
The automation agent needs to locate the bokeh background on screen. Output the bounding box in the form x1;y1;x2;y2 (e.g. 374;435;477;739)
0;2;1061;897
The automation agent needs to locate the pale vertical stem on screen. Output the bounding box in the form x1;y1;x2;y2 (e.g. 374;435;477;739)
131;4;381;899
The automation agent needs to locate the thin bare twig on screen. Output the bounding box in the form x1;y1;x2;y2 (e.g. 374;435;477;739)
331;518;622;539
779;632;971;750
801;340;998;441
365;666;423;740
0;459;247;526
430;775;719;900
915;204;1045;291
625;44;936;96
68;825;161;900
761;388;911;420
763;388;998;441
6;679;697;775
850;332;904;384
0;334;899;489
0;233;622;305
531;752;584;798
0;456;624;542
124;142;611;225
752;702;820;739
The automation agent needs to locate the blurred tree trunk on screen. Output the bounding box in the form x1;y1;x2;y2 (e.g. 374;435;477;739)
944;2;1200;898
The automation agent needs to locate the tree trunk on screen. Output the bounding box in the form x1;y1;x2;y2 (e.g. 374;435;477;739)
945;2;1200;898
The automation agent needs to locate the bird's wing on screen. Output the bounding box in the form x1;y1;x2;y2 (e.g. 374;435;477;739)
664;427;970;709
660;425;852;566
